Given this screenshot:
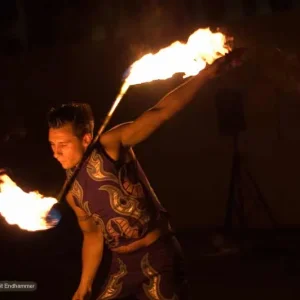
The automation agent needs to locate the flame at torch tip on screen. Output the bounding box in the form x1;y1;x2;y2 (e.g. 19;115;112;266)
0;174;60;231
123;27;230;86
105;28;230;132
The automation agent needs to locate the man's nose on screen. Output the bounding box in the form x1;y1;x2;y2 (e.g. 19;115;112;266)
53;147;62;159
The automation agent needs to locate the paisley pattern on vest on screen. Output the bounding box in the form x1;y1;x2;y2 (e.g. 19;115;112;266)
66;144;168;248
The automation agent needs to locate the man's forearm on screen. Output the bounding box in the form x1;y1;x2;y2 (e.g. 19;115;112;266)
112;69;215;148
80;233;104;287
155;68;213;120
155;49;244;120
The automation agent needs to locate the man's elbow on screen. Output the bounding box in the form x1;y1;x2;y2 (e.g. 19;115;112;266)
83;231;103;246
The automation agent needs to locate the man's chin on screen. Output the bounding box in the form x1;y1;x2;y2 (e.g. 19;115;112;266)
61;162;77;170
59;161;69;170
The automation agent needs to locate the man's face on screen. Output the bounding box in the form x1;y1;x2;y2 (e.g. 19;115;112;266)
48;123;90;170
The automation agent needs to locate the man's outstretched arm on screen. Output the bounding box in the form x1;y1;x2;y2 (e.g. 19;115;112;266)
100;54;243;157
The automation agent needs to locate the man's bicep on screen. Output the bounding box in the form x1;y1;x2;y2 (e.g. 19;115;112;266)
100;109;165;149
120;108;166;147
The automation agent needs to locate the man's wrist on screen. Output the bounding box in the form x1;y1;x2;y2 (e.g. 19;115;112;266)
195;66;215;81
79;277;93;288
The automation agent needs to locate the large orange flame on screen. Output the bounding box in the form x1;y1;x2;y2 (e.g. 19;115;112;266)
0;174;59;231
125;27;230;85
112;27;231;117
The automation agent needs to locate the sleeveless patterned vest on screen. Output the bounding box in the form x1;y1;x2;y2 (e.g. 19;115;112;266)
67;143;170;248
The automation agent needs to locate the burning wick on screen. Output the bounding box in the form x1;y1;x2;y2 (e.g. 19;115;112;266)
115;27;230;111
0;174;61;231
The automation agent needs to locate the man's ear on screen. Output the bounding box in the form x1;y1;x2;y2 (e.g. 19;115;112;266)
82;133;92;147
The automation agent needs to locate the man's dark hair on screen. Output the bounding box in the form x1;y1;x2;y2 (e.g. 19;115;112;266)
47;103;94;138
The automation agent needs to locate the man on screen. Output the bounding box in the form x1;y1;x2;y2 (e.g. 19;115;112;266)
47;52;244;300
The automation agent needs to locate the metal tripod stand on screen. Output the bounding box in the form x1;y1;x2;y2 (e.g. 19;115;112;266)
223;133;277;234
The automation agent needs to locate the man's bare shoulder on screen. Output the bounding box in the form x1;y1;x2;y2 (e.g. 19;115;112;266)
100;122;132;143
99;122;133;161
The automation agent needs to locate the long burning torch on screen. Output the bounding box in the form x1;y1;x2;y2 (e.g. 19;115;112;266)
0;28;245;231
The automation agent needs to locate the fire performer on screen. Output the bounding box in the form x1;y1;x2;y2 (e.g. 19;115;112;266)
47;52;244;299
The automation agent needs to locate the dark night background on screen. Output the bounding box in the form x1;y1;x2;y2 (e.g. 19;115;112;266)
1;0;300;299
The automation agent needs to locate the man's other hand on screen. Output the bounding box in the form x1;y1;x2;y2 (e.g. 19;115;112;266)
206;47;247;78
72;283;92;300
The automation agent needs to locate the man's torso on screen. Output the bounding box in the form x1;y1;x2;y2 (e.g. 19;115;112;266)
67;143;170;249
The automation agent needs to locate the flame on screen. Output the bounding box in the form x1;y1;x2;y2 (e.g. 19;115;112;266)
0;174;59;231
108;28;231;156
125;28;231;86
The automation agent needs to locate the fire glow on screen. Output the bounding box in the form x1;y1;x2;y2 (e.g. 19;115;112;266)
126;27;230;85
0;174;60;231
113;27;231;115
